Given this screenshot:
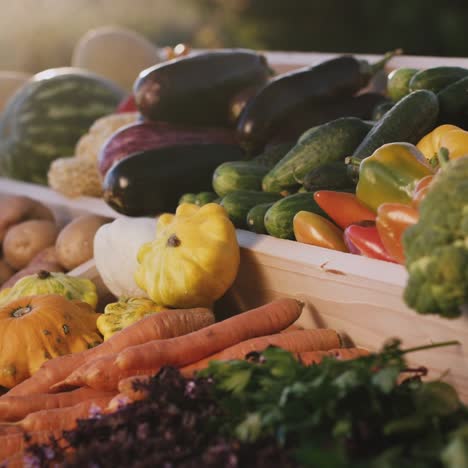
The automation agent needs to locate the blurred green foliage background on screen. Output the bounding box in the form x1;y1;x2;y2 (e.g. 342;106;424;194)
3;0;468;73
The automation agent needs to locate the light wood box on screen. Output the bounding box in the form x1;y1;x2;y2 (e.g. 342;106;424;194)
0;50;467;401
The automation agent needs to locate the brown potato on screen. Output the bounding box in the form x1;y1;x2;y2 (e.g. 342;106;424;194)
55;214;111;271
0;258;15;286
3;220;59;270
0;196;54;244
29;246;60;267
0;261;64;290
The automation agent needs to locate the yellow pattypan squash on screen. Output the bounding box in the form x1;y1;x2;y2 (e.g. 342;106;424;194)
0;270;98;309
0;294;102;388
135;203;240;308
97;297;164;340
416;124;459;159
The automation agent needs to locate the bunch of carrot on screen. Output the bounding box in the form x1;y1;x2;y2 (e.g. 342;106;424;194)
0;298;368;464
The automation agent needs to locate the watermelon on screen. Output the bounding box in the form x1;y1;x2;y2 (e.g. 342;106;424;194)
0;67;124;184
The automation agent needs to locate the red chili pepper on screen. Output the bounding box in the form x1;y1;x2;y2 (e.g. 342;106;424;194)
344;221;397;263
376;203;419;264
314;191;376;229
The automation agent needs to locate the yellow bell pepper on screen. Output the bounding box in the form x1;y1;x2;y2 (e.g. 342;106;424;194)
355;142;434;212
135;203;240;308
438;128;468;160
416;124;465;160
97;297;164;340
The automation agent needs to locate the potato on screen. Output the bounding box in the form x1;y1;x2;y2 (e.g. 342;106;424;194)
29;246;60;267
55;215;111;271
0;261;64;290
0;196;54;244
3;220;59;270
0;258;15;286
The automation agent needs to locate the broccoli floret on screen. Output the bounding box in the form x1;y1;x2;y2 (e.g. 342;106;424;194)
403;156;468;318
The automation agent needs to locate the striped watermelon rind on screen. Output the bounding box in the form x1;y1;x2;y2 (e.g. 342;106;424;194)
0;67;124;184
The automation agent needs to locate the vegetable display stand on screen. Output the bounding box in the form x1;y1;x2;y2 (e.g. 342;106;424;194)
1;50;468;402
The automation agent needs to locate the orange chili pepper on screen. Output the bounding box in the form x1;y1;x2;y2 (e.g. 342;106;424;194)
411;175;434;209
293;211;348;252
376;203;419;264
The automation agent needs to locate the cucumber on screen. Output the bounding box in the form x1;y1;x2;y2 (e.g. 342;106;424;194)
264;193;328;240
195;192;218;206
409;66;468;93
303;161;355;192
179;193;197;204
251;142;295;168
351;90;439;161
213;161;268;197
437;75;468;126
297;125;320;145
220;190;282;229
387;68;419;102
262;117;372;193
372;102;394;120
246;202;275;234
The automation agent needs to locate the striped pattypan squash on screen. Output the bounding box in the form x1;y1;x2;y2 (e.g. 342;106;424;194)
97;297;164;340
0;294;102;388
0;270;98;308
135;203;240;308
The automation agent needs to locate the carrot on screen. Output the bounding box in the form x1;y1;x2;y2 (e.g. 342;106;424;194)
2;451;24;468
4;307;214;398
118;375;152;402
0;387;113;423
116;298;304;371
180;328;341;377
4;352;87;398
50;355;119;392
280;324;305;333
0;428;64;462
297;347;370;366
106;393;132;413
56;354;159;392
17;394;115;434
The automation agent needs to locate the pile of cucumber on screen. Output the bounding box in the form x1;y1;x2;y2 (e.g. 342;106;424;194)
179;64;468;241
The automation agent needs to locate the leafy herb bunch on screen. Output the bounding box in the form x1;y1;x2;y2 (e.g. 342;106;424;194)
201;340;468;468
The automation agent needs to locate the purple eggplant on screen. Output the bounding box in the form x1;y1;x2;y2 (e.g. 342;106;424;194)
98;121;237;176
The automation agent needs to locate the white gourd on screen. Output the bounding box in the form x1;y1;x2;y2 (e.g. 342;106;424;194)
94;216;156;298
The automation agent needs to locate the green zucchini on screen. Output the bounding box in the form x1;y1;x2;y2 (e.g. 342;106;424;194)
437;75;468;126
409;66;468;93
179;193;197;204
195;192;218;206
386;67;419;102
351;90;439;161
220;190;282;229
246;202;275;234
264;193;328;240
303;162;355;192
212;161;268;197
262;117;372;193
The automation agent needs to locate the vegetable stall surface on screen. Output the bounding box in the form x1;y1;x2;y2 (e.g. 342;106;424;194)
19;343;468;468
